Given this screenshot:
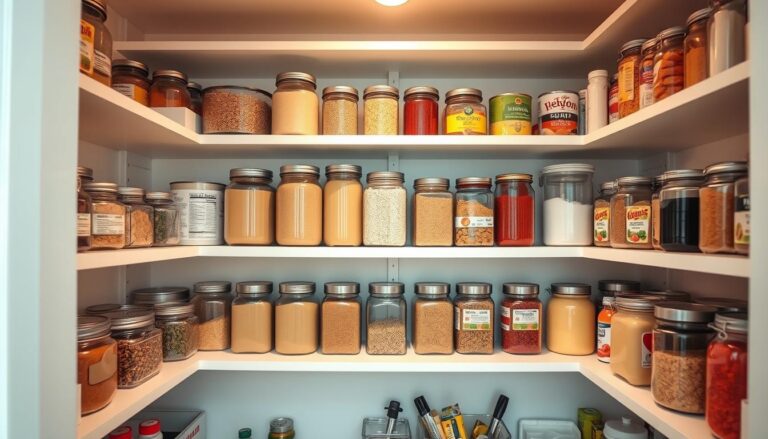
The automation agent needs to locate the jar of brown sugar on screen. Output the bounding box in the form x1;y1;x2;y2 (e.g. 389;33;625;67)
77;315;117;415
149;70;191;108
685;8;711;88
321;282;361;355
225;168;275;245
111;59;150;106
275;282;319;355
699;161;748;254
272;72;319;135
84;182;127;250
118;187;154;248
455;177;494;246
80;0;112;85
412;282;454;355
653;27;686;102
231;281;273;354
412;178;453;247
617;39;646;118
444;88;487;135
610;176;653;249
276;165;322;246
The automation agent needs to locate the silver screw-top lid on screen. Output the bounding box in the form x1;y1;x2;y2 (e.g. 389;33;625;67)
77;166;94;179
694;297;748;313
269;418;294;434
661;169;704;182
229;168;273;180
415;282;450;296
154;302;195;317
404;86;439;99
600;181;617;192
617;176;653;187
326;164;362;176
654;301;718;323
615;294;658;312
322;86;359;99
145;191;174;201
456;282;492;296
619;38;647;54
84;181;118;193
276;72;316;87
598;280;641;294
445;87;482;100
236;281;273;295
279;281;316;294
551;283;591;296
152;69;188;82
495;173;533;183
657;26;687;41
117;186;145;197
641;38;658;52
503;282;539;297
704;161;748;176
367;171;405;184
112;59;149;75
78;315;111;340
82;0;107;17
130;287;190;305
687;8;712;26
87;305;155;330
643;290;692;301
324;282;360;296
369;282;405;296
280;164;320;176
187;81;203;92
414;177;449;190
540;163;595;175
456;177;492;188
363;84;399;99
711;312;748;334
194;281;232;294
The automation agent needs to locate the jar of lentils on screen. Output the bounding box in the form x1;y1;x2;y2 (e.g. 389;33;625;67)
363;85;399;135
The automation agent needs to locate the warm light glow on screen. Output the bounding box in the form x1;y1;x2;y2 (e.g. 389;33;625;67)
376;0;408;6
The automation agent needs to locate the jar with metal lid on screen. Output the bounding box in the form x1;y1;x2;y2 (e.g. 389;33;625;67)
231;281;273;354
272;72;319;135
659;169;705;252
203;86;272;134
363;171;406;246
118;187;154;248
685;8;711;88
366;282;407;355
699;161;748;253
193;281;233;351
145;192;181;246
275;282;319;355
617;39;646;118
455;177;494;246
412;282;453;355
540;163;595;246
276;165;322;246
455;282;494;354
364;85;399;135
706;313;748;439
80;0;112;85
495;173;534;246
111;59;150;106
187;81;203;115
501;283;541;354
412;178;453;247
594;181;616;247
154;302;199;362
225;168;275;245
444;88;487;135
85;182;127;250
598;280;641;302
695;297;747;313
651;175;663;250
603;418;647;439
708;0;746;76
546;283;595;356
734;176;749;255
149;70;191;108
322;86;358;135
324;165;363;246
321;282;361;355
130;287;190;306
77;166;93;252
611;176;653;249
639;38;658;109
651;302;717;413
653;27;686;102
77;315;118;414
404;86;439;135
610;295;657;385
642;290;692;302
269;417;295;439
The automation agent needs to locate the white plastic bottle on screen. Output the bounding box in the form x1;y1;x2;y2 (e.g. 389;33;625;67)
586;69;609;134
139;419;162;439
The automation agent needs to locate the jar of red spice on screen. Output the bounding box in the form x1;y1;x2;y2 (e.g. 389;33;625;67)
706;313;748;439
494;173;535;246
501;283;541;354
404;86;439;135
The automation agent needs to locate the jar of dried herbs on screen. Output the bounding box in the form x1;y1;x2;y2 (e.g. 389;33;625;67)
77;166;93;252
610;176;653;249
146;191;181;246
118;187;154;248
84;182;127;250
193;281;233;351
154;302;199;362
454;282;494;354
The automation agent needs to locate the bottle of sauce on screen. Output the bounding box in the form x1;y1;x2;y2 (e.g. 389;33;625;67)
597;296;615;363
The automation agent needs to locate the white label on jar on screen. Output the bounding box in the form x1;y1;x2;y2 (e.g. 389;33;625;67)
641;331;652;368
512;309;539;331
79;19;95;75
172;188;223;244
89;343;117;385
625;205;651;244
112;83;136;100
500;306;510;331
92;213;124;235
455;216;494;228
735;211;750;245
77;213;91;237
93;49;111;77
459;309;491;331
597;322;611;363
594;207;610;244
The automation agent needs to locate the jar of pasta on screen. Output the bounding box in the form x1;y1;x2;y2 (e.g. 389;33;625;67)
118;187;154;248
546;283;594;356
699;161;748;253
685;8;711;88
363;171;406;246
225;168;275;245
444;88;487;135
84;182;127;250
324;164;363;246
653;27;686;102
364;85;399;135
610;176;653;249
322;86;358;135
455;177;494;246
77;316;117;414
617;39;646;118
610;295;657;386
594;180;616;247
272;72;319;135
149;70;191;108
639;38;658;110
111;59;150;106
276;165;322;246
80;0;112;85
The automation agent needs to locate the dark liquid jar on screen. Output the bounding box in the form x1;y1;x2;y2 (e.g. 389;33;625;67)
403;86;439;135
660;169;704;252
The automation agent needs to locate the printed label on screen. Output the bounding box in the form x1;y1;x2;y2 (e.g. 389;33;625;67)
608;83;619;123
597;322;611;363
641;332;653;368
94;50;111;77
490;94;532;135
446;105;487;134
539;92;578;135
625;205;650;244
639;60;655;108
500;306;511;331
735;194;750;245
79;20;95;75
458;309;491;331
512;309;539;330
89;343;117;385
77;213;91;237
594;207;610;243
92;213;124;235
112;83;136;99
618;60;636;103
455;216;494;228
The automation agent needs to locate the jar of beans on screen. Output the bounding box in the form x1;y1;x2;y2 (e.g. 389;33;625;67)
706;313;748;439
500;283;541;354
610;176;653;249
653;27;686;102
363;85;399;135
322;86;359;135
404;86;439;135
455;177;494;246
412;282;454;355
454;282;494;354
699;161;748;253
617;39;646;118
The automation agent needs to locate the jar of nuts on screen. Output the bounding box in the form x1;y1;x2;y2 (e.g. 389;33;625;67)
454;282;494;354
455;177;494;246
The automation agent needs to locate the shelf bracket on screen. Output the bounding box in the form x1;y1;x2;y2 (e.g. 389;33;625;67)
388;152;400;171
387;258;399;282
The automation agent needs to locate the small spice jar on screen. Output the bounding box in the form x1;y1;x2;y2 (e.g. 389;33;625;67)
145;192;181;246
363;171;407;246
611;176;653;249
149;70;191;108
494;173;535;246
79;0;112;85
444;88;487;135
610;295;657;386
412;178;453;247
597;296;616;363
639;38;658;109
366;282;407;355
706;313;748;439
84;182;127;250
699;161;748;254
653;27;686;102
540;163;595;246
193;281;233;351
734;176;749;254
321;282;361;355
659;169;705;252
617;39;646;118
455;177;494;247
77;315;117;415
269;417;296;439
275;282;319;355
231;281;273;354
154;302;199;362
130;286;190;306
111;59;150;106
225;168;275;245
412;282;454;355
454;282;494;354
276;165;322;246
324;164;363;247
187;81;203;115
322;86;359;135
77;166;93;252
118;187;154;248
651;175;663;250
272;72;319;135
685;8;711;88
501;283;542;355
594;181;616;247
546;283;595;356
363;85;399;135
404;86;439;135
202;86;272;134
651;302;717;413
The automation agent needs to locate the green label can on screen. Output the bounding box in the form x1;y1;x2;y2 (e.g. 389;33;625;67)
490;93;532;135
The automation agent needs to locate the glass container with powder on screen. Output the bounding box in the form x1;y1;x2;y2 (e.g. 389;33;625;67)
324;164;363;246
363;171;406;246
272;72;318;135
412;178;453;246
193;281;233;351
231;281;273;354
363;85;399;135
225;168;275;245
276;165;322;246
118;187;154;248
275;282;319;355
84;182;127;250
322;86;358;135
412;282;453;355
321;282;361;355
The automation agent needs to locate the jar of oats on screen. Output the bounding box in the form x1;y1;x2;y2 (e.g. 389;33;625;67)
454;282;494;354
322;86;359;135
610;176;653;249
363;85;399;135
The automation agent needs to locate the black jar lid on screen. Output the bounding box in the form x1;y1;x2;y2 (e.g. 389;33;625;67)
598;279;641;294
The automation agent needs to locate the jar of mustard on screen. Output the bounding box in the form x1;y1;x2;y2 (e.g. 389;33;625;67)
444;88;487;135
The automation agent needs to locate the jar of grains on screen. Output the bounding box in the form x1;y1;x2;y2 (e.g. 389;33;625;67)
444;88;487;135
366;282;407;355
275;282;319;355
412;282;454;355
154;302;199;362
610;295;657;386
187;81;203;115
77;166;92;252
202;86;272;134
130;286;190;306
501;283;542;354
111;59;150;106
231;281;273;354
272;72;319;135
149;70;191;108
79;0;112;85
653;27;686;102
685;8;711;88
651;302;717;413
639;38;658;109
651;175;663;250
540;163;595;246
276;165;322;246
611;176;653;249
708;0;747;77
706;313;748;439
322;86;358;135
454;282;494;354
363;171;407;246
145;191;181;246
118;187;154;248
77;316;117;415
455;177;494;246
412;178;453;247
324;165;363;246
617;39;646;118
494;173;535;246
546;283;595;356
84;182;127;250
404;86;439;135
225;168;275;245
699;161;748;253
193;281;233;351
321;282;361;355
660;169;705;252
363;85;399;135
594;180;616;247
734;176;749;255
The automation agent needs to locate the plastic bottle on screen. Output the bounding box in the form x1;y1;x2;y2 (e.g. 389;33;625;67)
587;70;609;134
596;296;615;363
138;419;162;439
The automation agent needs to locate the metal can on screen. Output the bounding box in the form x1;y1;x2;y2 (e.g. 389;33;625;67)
170;181;225;245
578;89;587;135
537;90;579;135
489;92;532;135
608;74;619;123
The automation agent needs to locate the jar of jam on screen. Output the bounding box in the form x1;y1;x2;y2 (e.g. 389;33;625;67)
706;313;748;439
501;283;541;354
444;88;487;135
617;39;646;118
404;86;439;135
494;173;534;246
149;70;191;108
653;27;686;102
111;59;150;106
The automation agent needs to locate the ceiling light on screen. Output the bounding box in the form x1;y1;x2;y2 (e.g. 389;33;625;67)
376;0;408;6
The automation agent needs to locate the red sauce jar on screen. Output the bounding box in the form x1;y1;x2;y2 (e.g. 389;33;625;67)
501;283;542;354
706;313;748;439
403;86;439;135
494;173;535;246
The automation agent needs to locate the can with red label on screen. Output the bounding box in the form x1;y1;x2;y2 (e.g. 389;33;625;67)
537;90;579;135
608;74;619;123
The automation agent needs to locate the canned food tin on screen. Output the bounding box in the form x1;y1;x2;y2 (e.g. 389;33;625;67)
489;93;532;135
608;74;619;124
538;91;579;135
170;181;225;245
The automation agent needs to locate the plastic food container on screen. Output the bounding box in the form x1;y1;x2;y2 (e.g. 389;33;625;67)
603;417;647;439
362;417;411;439
540;164;594;246
518;419;580;439
418;414;510;439
202;86;271;134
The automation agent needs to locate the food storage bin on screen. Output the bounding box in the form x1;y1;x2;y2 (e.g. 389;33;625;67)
501;282;541;354
193;281;233;351
495;173;535;246
225;168;275;245
659;169;704;252
611;176;653;249
699;161;748;253
412;178;453;247
363;417;411;439
145;191;181;246
412;282;453;354
610;295;657;386
546;283;594;355
366;282;407;355
455;177;494;246
77;315;117;415
540;164;594;246
363;171;407;246
324;164;363;246
454;282;494;354
364;85;399;135
322;86;358;135
154;302;199;362
276;165;322;246
271;72;318;135
231;281;273;354
706;313;748;439
275;281;319;355
118;186;154;248
321;282;361;355
202;86;271;134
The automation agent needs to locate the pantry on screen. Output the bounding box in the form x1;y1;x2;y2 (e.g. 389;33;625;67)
1;0;766;438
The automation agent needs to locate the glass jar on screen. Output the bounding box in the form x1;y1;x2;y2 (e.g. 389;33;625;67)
699;161;748;253
608;73;619;123
321;282;361;355
154;302;199;362
708;0;747;76
734;176;749;255
363;171;407;246
322;86;358;135
149;70;191;108
77;166;93;252
272;72;319;135
77;316;117;415
275;282;319;355
404;86;439;135
546;283;595;356
84;182;127;250
706;313;748;439
597;296;616;363
225;168;275;245
80;0;112;85
610;295;657;386
111;59;150;106
651;302;717;413
639;38;658;109
540;163;595;246
617;39;646;118
366;282;407;355
269;418;296;439
594;180;616;247
685;8;712;88
413;282;454;355
454;282;494;354
202;86;272;134
660;169;705;252
276;165;322;246
130;286;190;306
444;88;487;135
501;283;542;354
455;177;494;247
598;279;641;303
364;85;399;135
118;187;154;248
412;178;453;247
187;81;203;115
695;297;748;313
193;281;233;351
145;192;181;246
324;165;363;246
611;176;653;249
651;175;663;250
231;281;273;354
653;27;686;102
495;173;535;246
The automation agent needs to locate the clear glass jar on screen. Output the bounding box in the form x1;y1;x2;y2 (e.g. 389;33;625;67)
617;39;646;118
495;173;535;246
659;169;705;252
272;72;319;135
412;178;453;247
610;295;657;386
77;315;117;414
225;168;275;245
540;164;595;246
231;281;273;354
454;282;494;354
594;180;616;247
651;176;663;250
322;86;358;135
145;192;181;246
366;282;407;355
111;59;150;106
706;313;748;439
154;302;199;362
276;165;322;246
118;187;154;248
404;86;439;135
546;283;595;356
444;88;487;135
363;171;407;246
501;283;542;354
269;418;296;439
653;27;686;102
364;85;399;135
639;38;658;109
202;86;272;134
611;176;653;249
708;0;747;76
80;0;112;85
321;282;361;355
324;165;363;246
699;161;748;253
130;286;189;306
651;302;717;413
187;81;203;115
412;282;454;355
275;282;319;355
455;177;494;247
84;182;127;250
734;177;749;255
193;281;233;351
77;166;93;252
149;70;191;108
685;8;711;88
